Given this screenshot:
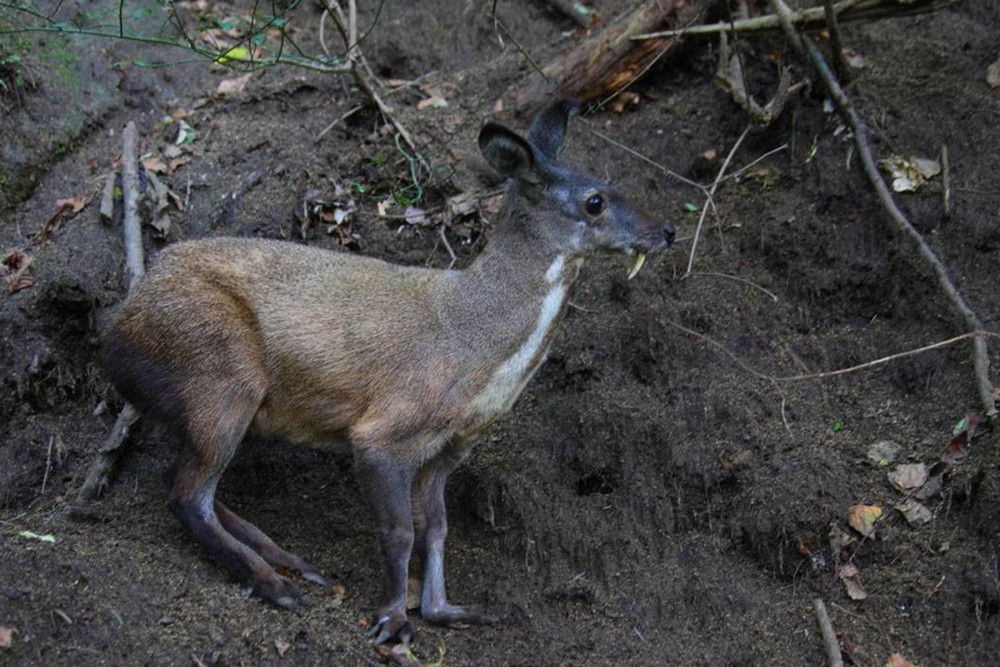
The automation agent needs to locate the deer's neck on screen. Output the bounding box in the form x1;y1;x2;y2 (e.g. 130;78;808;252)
441;217;582;424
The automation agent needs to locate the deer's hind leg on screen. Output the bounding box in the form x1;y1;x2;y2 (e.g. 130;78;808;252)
214;500;328;587
168;379;307;612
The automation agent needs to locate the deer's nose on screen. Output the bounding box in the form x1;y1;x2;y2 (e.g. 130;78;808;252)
662;222;676;245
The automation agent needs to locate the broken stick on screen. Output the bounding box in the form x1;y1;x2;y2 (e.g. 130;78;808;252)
769;0;996;421
507;0;709;114
813;599;844;667
632;0;953;40
77;121;144;502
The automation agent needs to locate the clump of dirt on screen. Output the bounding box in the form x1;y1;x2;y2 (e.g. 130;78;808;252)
2;1;999;666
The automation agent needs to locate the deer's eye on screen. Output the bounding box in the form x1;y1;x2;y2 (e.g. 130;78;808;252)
585;193;605;216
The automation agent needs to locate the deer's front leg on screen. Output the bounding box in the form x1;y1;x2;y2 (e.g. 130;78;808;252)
356;451;416;644
413;460;498;627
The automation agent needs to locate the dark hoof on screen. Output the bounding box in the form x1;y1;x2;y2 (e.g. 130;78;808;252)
367;613;414;645
422;604;498;627
253;575;307;614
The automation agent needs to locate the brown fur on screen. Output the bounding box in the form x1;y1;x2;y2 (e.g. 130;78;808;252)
101;102;673;633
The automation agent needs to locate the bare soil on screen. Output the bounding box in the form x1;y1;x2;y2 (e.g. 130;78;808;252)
2;1;999;666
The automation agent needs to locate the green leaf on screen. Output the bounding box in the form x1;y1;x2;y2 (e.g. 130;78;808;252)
372;153;388;166
272;17;287;28
832;422;843;433
19;530;56;543
683;202;698;212
349;182;371;195
251;33;266;47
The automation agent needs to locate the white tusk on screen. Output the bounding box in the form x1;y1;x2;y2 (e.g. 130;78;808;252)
627;252;647;280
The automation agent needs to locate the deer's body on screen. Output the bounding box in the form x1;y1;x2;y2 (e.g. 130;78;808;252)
109;232;579;460
101;101;673;643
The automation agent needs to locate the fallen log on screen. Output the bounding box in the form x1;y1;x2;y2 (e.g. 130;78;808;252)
507;0;709;115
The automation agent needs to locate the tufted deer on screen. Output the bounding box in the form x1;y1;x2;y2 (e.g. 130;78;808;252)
101;100;674;644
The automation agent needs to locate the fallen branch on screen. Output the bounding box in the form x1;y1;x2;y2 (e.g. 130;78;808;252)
632;0;953;40
508;0;710;114
791;29;996;420
77;121;144;502
813;599;844;667
319;0;425;167
684;124;750;277
733;0;998;420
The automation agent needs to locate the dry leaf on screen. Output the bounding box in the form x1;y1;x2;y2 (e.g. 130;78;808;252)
987;56;1000;88
611;91;640;114
484;195;504;215
847;504;883;538
274;639;291;658
0;626;11;649
895;498;933;526
416;84;448;110
374;643;421;666
3;250;35;294
100;171;117;220
168;156;192;174
878;155;941;193
142;156;168;174
838;563;868;600
377;200;391;217
406;577;421;611
843;48;867;69
447;191;481;220
867;440;900;467
887;463;927;492
40;195;86;240
218;73;253;98
886;652;920;667
57;196;85;214
403;206;427;225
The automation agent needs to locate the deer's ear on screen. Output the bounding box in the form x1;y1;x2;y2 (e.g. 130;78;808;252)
526;99;581;160
479;122;540;184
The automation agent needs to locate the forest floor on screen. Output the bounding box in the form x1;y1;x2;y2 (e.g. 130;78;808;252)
1;1;999;665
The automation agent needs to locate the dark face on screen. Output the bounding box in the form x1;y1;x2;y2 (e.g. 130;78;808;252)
479;100;675;279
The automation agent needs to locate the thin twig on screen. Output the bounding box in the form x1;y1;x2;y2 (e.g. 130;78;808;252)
813;599;844;667
316;104;364;141
578;119;706;191
593;14;699;113
722;143;789;183
319;0;425;165
941;144;951;218
685;124;751;277
41;435;54;494
822;0;850;83
668;320;999;384
690;271;779;302
438;225;457;269
77;122;146;503
631;0;950;40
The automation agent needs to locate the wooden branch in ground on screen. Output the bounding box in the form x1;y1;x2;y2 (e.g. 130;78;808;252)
78;121;145;502
122;122;144;290
320;0;425;165
813;599;844;667
508;0;709;114
768;1;997;421
632;0;953;40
